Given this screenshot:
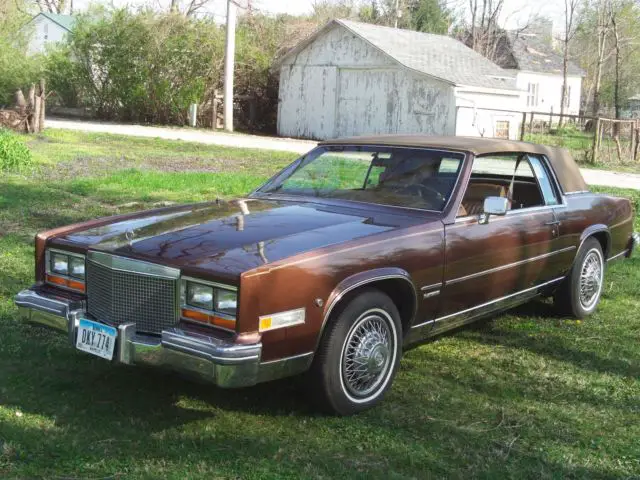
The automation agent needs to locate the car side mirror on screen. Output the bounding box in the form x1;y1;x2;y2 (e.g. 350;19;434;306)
479;196;509;224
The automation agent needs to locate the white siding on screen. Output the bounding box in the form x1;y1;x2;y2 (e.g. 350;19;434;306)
277;25;455;140
278;66;338;140
455;89;524;140
335;68;454;137
27;16;69;55
517;71;582;117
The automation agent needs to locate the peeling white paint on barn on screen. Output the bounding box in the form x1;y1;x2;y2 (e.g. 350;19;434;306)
278;24;454;140
276;20;524;141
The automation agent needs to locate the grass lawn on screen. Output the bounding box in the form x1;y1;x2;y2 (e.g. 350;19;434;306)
1;130;639;479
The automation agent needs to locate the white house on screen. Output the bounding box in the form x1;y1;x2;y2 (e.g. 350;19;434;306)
494;30;585;119
25;12;75;55
275;20;524;141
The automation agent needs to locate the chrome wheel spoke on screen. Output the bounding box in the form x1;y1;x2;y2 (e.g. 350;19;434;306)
579;250;603;309
341;312;393;398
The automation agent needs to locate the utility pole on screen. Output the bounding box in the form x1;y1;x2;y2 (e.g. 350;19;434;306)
223;0;237;132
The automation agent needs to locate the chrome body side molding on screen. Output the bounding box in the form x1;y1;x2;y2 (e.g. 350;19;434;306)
410;276;565;335
447;247;576;286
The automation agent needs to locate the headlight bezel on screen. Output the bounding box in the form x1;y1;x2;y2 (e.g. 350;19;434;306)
180;277;238;331
45;248;86;292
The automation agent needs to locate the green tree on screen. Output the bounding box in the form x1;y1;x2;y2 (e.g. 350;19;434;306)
573;0;640;115
406;0;452;34
0;0;42;106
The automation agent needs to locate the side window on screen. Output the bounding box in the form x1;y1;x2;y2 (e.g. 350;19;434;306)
528;155;560;206
458;153;556;217
458;154;520;217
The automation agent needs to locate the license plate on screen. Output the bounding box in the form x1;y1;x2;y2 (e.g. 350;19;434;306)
76;319;117;360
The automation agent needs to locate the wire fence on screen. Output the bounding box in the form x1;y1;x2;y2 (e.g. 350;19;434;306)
485;110;640;166
593;118;640;164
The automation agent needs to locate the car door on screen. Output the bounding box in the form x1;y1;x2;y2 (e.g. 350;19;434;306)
433;152;569;333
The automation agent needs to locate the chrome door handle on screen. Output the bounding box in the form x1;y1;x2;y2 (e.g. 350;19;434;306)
545;220;561;226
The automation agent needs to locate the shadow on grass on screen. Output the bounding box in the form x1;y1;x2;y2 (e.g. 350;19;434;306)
0;179;107;235
458;300;639;380
0;310;633;478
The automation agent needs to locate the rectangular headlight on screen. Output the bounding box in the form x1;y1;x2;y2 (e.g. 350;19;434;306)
45;249;86;292
50;252;69;276
215;289;237;316
182;278;237;318
186;282;214;311
69;256;86;279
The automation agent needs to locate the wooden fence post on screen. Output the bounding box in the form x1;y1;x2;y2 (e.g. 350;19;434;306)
591;117;601;164
520;111;526;141
528;111;534;135
630;120;636;162
211;90;216;130
631;120;640;161
213;89;220;130
39;79;46;130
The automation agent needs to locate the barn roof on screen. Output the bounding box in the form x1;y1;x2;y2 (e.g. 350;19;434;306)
37;12;76;31
275;19;518;92
498;33;585;76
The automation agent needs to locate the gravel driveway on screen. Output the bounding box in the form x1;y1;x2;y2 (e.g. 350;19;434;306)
47;118;640;191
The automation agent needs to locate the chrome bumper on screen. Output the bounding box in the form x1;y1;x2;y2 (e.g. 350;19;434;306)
14;288;275;388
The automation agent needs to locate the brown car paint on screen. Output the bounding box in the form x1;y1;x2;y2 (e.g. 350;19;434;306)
34;139;635;363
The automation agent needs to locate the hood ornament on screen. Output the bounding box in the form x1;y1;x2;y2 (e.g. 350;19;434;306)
125;228;135;245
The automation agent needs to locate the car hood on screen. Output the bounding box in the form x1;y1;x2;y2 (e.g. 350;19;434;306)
52;198;432;279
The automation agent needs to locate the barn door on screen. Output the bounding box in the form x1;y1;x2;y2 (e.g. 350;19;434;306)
336;69;400;137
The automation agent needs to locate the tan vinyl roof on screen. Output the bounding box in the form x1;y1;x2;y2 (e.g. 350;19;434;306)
319;135;588;194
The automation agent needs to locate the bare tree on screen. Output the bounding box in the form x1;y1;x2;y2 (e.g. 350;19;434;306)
463;0;516;63
35;0;68;14
559;0;580;127
609;4;623;119
591;0;612;117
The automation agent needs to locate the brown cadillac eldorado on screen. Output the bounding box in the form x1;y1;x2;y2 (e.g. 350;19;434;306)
15;136;638;415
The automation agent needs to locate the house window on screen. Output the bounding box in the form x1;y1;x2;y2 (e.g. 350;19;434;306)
527;83;539;107
495;121;510;139
561;85;571;107
44;23;48;40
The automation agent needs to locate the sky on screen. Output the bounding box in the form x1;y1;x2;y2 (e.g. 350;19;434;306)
72;0;568;32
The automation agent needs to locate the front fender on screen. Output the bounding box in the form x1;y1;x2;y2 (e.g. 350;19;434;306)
318;267;417;347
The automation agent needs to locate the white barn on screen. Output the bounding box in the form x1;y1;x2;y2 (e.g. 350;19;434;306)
275;20;524;141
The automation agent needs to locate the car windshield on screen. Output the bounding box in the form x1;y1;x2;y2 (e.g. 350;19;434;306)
257;146;465;211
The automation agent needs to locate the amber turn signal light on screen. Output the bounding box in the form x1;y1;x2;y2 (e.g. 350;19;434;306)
46;274;86;293
181;308;236;330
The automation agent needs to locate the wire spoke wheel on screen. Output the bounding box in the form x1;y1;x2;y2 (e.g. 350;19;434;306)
340;310;394;399
579;249;603;310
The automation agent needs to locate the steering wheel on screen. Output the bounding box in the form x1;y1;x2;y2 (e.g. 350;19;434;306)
400;184;446;204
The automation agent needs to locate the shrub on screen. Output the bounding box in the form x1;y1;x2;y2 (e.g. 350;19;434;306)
44;9;294;131
0;129;33;172
50;9;225;125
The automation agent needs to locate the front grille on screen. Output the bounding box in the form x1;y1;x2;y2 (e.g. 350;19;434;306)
86;259;178;335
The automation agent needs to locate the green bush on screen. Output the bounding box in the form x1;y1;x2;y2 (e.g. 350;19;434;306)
44;9;291;130
49;9;225;124
0;36;42;107
0;129;33;172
